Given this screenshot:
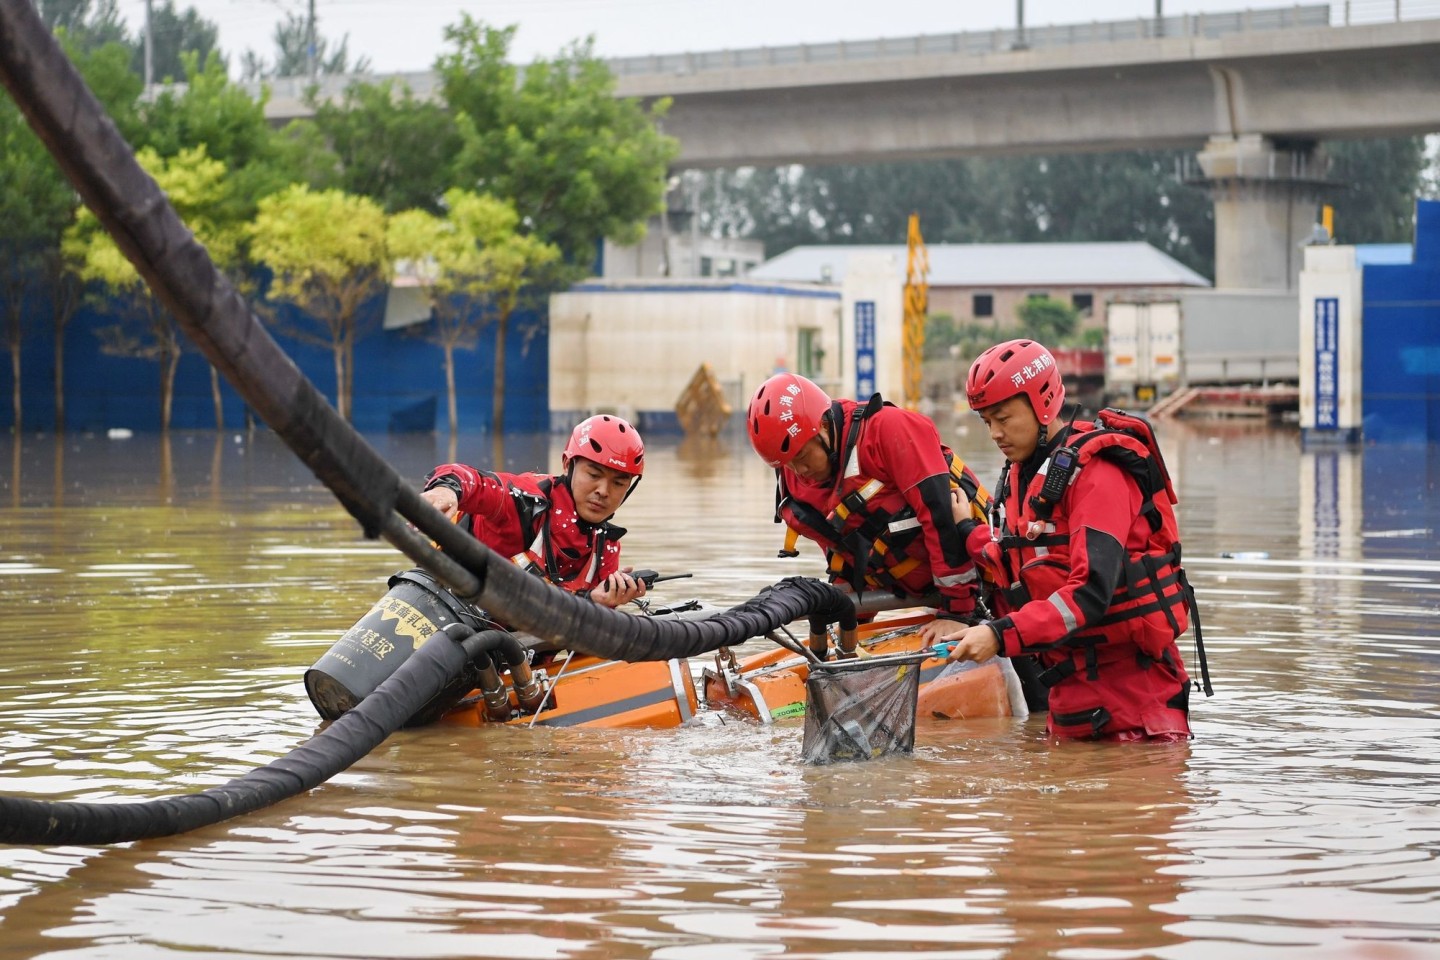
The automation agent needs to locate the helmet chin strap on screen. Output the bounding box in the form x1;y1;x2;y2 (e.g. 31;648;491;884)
821;411;841;481
1036;404;1080;457
620;475;641;506
565;455;641;521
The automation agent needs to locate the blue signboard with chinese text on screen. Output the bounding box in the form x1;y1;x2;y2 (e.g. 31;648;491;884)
855;301;876;398
1313;297;1339;430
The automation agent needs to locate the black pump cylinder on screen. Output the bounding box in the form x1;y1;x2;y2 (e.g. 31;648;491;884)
305;568;487;722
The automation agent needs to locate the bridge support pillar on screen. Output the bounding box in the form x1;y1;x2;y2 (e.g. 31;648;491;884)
1195;135;1331;291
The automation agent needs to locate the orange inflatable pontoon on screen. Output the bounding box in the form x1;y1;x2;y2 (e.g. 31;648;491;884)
307;570;1027;731
700;611;1025;725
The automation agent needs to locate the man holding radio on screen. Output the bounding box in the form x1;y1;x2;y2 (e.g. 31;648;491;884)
920;338;1206;742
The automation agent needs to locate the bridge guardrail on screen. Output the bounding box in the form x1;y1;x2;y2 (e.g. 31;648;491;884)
245;1;1440;112
605;5;1333;78
604;1;1440;78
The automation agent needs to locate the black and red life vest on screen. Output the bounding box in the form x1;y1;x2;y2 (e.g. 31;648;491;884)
775;394;989;615
986;408;1211;738
435;467;624;595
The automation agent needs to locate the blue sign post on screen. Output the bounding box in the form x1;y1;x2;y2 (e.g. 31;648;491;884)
855;301;876;399
1313;297;1339;431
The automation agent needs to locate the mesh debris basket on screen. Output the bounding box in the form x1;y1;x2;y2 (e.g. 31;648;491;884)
801;650;928;764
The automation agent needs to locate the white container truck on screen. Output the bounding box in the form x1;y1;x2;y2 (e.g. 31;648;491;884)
1105;299;1182;405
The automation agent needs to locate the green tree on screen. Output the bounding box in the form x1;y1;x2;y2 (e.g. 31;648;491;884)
439;16;677;279
309;78;459;213
1325;137;1431;243
390;189;560;436
136;52;299;222
239;11;370;81
696;150;1215;276
62;146;241;431
249;185;391;420
128;0;224;83
37;0;128;52
1016;296;1080;346
697;139;1436;281
0;100;61;433
0;33;141;433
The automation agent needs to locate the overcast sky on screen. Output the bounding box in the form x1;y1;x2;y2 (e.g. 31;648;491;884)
112;0;1346;74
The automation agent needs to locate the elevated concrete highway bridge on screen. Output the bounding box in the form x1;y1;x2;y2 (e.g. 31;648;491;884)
260;4;1440;290
603;6;1439;166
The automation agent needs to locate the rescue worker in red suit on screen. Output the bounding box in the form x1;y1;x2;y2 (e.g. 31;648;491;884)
746;373;988;624
419;415;648;609
920;339;1201;741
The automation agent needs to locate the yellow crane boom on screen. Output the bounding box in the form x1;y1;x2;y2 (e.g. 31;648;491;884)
903;213;928;411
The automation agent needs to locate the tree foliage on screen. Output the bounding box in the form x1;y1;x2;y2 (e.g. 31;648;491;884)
1326;137;1431;244
1016;297;1080;346
249;185;391;420
1;32;142;432
127;0;225;82
309;78;459;213
390;190;560;435
240;11;370;81
37;0;128;52
63;146;239;430
136;52;299;223
695;140;1437;280
439;16;678;280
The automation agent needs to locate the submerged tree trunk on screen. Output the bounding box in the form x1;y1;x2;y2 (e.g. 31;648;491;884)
3;285;23;433
332;338;347;421
160;345;179;432
343;331;356;424
443;341;458;437
51;268;78;434
492;310;508;435
8;345;19;434
211;365;224;430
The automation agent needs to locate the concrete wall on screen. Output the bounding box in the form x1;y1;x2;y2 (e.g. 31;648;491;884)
548;280;843;433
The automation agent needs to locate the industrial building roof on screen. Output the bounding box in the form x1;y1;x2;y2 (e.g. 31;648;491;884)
749;241;1212;288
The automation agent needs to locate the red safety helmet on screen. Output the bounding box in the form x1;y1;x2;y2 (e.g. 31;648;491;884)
965;339;1066;426
563;415;645;476
747;373;832;468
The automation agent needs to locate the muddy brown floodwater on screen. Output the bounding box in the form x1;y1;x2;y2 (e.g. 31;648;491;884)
1;420;1437;959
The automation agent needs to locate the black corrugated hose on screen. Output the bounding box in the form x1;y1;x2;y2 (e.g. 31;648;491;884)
0;0;859;846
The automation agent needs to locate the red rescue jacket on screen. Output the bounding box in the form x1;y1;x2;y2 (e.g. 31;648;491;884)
424;464;623;594
776;394;988;620
978;409;1205;740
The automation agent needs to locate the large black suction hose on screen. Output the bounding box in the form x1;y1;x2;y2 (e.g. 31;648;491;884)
0;0;857;668
0;2;859;846
0;625;494;847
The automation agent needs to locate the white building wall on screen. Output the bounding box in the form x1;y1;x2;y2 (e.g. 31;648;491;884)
840;253;905;400
548;281;843;431
1298;245;1363;441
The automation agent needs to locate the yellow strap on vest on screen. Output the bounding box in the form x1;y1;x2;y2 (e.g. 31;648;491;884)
949;460;990;522
779;525;801;558
887;556;922;580
834;478;885;521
